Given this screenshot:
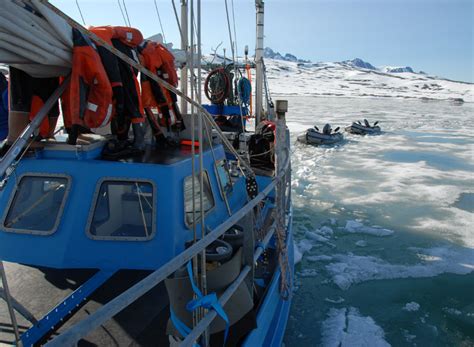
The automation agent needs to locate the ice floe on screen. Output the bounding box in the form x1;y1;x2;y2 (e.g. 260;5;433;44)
403;302;420;312
344;220;394;236
321;307;390;347
325;247;474;290
324;297;345;304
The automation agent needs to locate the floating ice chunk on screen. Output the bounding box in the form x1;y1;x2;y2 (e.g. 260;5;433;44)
321;307;390;347
294;239;313;264
294;243;303;265
443;307;462;316
325;297;345;304
355;240;367;247
297;239;314;253
307;255;333;262
402;329;416;343
326;246;474;290
403;302;420;312
305;231;330;242
319;226;334;236
344;220;394;236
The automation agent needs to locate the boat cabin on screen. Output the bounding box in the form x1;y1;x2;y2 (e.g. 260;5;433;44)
0;128;254;271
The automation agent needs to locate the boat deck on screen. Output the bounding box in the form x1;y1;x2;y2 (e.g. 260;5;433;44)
0;263;170;346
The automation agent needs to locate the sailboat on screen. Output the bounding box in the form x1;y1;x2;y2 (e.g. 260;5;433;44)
0;0;293;346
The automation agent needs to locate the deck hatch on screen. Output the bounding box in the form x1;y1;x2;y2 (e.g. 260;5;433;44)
87;179;156;241
2;174;70;235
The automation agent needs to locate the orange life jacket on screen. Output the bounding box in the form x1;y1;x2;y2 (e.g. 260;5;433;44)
89;26;144;126
139;41;181;129
62;28;113;130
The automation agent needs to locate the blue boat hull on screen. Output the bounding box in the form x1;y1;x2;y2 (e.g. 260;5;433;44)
243;208;294;347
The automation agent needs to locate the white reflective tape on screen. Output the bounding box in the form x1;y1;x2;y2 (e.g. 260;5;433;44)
98;104;113;128
163;73;169;79
131;49;139;63
127;32;133;41
87;102;98;112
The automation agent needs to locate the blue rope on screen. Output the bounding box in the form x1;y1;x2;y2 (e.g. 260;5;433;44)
238;77;251;105
185;261;230;344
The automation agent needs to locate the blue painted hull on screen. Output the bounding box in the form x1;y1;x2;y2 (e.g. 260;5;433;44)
244;208;294;347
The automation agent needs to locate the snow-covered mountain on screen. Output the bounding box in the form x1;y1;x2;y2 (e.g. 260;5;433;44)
264;47;309;63
264;58;473;102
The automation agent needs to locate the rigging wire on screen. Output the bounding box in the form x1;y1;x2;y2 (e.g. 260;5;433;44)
224;0;246;136
75;0;86;25
122;0;132;27
117;0;128;26
171;0;185;47
231;0;239;59
153;0;167;43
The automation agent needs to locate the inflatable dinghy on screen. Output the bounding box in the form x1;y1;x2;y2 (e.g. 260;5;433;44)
345;119;381;135
297;123;344;145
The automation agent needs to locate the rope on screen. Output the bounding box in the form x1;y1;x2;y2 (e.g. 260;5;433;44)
75;0;86;25
117;0;128;26
153;0;167;43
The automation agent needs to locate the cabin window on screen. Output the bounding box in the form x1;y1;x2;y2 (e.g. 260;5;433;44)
184;172;215;226
3;175;70;234
88;180;155;241
215;159;233;197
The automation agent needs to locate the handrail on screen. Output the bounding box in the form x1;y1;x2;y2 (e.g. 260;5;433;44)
0;76;70;181
181;203;290;346
45;160;289;347
38;0;254;176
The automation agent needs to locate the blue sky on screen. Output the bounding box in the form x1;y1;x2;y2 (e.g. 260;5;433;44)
52;0;473;82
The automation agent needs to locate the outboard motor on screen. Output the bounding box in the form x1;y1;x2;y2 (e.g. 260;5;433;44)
323;123;331;135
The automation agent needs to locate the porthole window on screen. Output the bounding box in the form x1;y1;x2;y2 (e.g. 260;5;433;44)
3;175;70;235
184;172;215;227
88;180;155;241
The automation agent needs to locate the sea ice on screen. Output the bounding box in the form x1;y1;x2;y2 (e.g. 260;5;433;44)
344;220;394;236
321;307;390;347
325;246;474;290
403;302;420;312
325;297;345;304
319;226;334;236
307;255;333;262
294;243;303;265
355;240;367;247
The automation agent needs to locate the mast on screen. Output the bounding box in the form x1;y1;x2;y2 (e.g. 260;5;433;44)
255;0;264;125
180;0;188;114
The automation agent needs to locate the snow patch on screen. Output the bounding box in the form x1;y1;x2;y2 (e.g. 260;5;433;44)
321;307;390;347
